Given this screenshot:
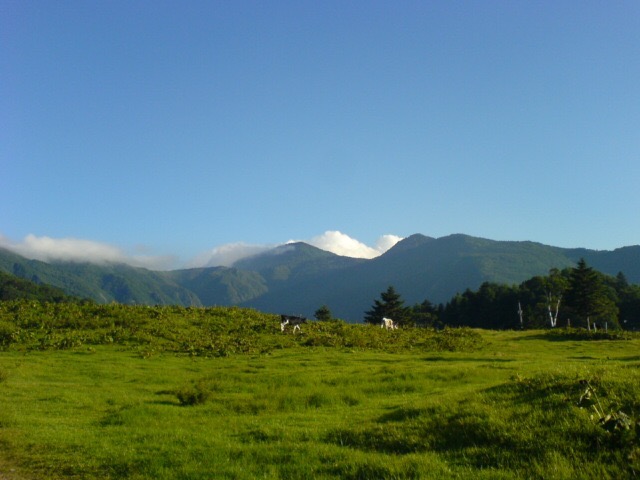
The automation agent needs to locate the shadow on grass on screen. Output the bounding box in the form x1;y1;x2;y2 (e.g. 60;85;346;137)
618;355;640;362
512;333;573;342
423;356;514;363
377;406;423;423
325;404;544;468
149;399;180;406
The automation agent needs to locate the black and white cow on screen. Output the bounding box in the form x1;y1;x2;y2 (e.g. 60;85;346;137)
281;314;307;333
381;317;398;330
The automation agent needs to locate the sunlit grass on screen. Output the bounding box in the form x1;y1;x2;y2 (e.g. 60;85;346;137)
0;305;639;479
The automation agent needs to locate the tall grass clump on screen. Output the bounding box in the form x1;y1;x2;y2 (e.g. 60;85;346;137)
174;380;212;406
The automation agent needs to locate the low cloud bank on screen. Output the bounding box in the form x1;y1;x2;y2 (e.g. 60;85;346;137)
0;234;177;270
1;231;403;270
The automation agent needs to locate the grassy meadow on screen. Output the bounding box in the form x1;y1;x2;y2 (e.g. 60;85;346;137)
0;302;639;479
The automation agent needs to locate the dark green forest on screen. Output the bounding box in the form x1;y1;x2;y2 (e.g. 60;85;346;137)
365;259;640;331
0;271;78;303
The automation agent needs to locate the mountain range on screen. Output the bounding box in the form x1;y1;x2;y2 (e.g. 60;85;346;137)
2;234;639;322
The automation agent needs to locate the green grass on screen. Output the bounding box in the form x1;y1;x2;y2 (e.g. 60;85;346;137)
0;303;639;479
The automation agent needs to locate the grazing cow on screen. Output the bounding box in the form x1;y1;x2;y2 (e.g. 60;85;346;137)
381;317;398;330
281;314;307;333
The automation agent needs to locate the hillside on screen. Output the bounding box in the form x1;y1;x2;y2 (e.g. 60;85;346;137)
1;235;639;322
233;242;365;282
166;267;268;305
0;248;200;306
239;234;579;321
567;246;640;284
0;270;75;302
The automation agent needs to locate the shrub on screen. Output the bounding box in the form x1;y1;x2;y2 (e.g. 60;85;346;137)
0;320;17;347
175;381;210;406
547;327;632;341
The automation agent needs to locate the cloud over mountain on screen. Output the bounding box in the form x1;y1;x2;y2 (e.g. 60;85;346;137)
307;231;403;259
1;231;403;270
0;234;176;270
196;231;403;267
192;243;276;268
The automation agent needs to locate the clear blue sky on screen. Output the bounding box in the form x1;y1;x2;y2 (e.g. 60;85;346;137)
2;1;639;268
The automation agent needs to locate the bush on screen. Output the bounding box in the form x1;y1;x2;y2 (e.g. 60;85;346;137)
0;320;18;348
175;381;210;406
547;327;633;341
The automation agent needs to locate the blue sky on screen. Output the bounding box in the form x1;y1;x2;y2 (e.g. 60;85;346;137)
2;1;639;269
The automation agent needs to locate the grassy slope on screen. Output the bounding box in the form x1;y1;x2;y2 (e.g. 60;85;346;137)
0;318;639;479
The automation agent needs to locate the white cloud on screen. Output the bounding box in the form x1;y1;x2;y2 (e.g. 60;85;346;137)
0;234;176;270
374;234;404;254
307;231;403;259
195;231;404;267
189;243;274;268
1;231;404;270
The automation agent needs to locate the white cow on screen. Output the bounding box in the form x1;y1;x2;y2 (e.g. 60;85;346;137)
381;317;398;330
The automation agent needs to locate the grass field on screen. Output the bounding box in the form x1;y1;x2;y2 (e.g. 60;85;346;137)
0;304;639;479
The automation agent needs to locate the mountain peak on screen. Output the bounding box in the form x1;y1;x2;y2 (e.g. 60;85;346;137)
383;233;435;256
232;241;355;281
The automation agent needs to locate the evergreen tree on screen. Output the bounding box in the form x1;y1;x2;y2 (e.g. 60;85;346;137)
314;305;332;321
565;259;618;328
615;271;629;289
618;285;640;331
410;299;439;327
364;286;408;325
612;272;640;330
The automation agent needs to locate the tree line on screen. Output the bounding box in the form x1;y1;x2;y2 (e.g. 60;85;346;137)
358;259;640;331
4;259;640;331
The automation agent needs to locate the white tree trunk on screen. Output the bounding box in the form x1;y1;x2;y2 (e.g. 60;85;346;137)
553;297;561;327
518;302;524;329
547;293;561;328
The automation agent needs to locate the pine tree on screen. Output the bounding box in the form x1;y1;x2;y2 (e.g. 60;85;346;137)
566;258;618;327
410;299;438;327
364;286;407;325
314;305;332;321
615;271;629;289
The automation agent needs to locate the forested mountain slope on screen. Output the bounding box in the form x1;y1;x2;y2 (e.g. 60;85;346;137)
0;248;199;306
240;234;579;321
2;235;639;322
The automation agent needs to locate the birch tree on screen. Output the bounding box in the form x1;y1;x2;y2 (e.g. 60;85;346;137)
544;268;567;328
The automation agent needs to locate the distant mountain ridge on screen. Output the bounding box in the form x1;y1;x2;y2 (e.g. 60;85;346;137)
1;234;639;322
235;234;582;320
0;247;200;306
